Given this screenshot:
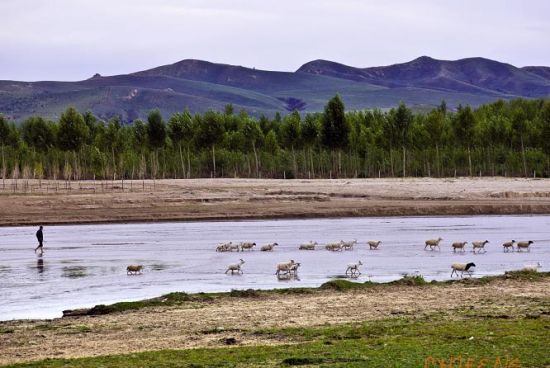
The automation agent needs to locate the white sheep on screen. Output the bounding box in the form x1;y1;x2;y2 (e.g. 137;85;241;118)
240;242;256;251
450;262;476;278
275;260;296;276
260;243;278;252
368;240;381;250
451;241;468;253
472;240;489;254
228;243;241;252
345;260;363;278
502;240;515;252
341;240;357;251
216;242;232;252
516;240;534;252
299;241;317;250
522;262;541;272
424;237;443;251
325;241;344;252
225;259;245;275
289;262;301;275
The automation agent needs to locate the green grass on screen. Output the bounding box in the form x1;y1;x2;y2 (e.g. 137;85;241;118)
5;315;549;367
85;292;198;315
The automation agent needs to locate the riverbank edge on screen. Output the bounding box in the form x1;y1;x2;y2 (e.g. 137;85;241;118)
43;270;550;320
2;202;550;227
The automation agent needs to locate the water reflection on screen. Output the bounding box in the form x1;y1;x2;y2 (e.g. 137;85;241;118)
62;266;88;278
36;257;44;274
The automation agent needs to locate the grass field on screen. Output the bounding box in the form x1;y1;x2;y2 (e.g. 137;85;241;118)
2;272;549;368
5;315;548;367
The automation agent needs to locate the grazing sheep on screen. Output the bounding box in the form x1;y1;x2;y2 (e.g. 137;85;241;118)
126;265;143;275
299;241;317;250
368;240;382;250
450;262;476;278
345;261;363;278
240;242;256;252
325;241;344;252
424;237;443;251
225;259;245;275
342;240;357;251
216;242;232;252
260;242;278;252
522;262;542;272
516;240;534;252
276;260;296;276
451;241;468;253
472;240;489;254
502;240;515;252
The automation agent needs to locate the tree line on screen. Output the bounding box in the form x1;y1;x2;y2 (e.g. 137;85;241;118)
1;95;549;182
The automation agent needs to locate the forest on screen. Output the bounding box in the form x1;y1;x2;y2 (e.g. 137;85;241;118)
1;96;549;182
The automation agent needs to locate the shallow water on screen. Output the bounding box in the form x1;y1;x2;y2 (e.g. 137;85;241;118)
0;215;549;320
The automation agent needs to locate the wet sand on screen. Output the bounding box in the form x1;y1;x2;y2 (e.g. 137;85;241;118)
1;177;549;226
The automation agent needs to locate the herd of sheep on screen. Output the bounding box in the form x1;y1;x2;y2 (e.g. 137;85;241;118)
126;238;541;279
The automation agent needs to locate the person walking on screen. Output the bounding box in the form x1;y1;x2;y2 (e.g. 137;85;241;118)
34;226;44;254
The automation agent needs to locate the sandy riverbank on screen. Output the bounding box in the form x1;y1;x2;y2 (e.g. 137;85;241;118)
0;275;548;365
0;177;549;226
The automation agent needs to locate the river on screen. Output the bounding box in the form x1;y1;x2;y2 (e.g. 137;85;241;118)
0;215;548;320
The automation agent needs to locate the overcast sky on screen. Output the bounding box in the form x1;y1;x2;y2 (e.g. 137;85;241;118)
1;0;549;81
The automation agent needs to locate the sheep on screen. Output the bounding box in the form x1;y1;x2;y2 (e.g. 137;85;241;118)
472;240;489;254
260;242;278;252
424;237;443;251
275;260;296;276
240;242;256;252
126;265;143;275
368;240;381;250
299;241;317;250
522;262;542;272
276;261;301;280
216;242;232;252
341;239;357;251
516;240;533;252
325;241;344;252
502;240;516;252
345;260;363;278
450;262;476;278
289;262;301;276
225;243;240;252
225;259;245;275
451;241;468;253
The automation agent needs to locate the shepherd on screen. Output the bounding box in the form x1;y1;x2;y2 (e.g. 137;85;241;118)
34;226;44;254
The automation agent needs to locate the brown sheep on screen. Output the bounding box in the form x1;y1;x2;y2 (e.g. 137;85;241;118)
368;240;382;250
516;240;534;252
126;265;143;275
451;241;467;253
424;237;443;251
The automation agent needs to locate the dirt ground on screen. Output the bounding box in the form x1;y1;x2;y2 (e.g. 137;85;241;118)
1;177;549;226
0;277;548;365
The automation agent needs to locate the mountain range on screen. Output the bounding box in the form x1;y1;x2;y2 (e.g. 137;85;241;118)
1;56;549;122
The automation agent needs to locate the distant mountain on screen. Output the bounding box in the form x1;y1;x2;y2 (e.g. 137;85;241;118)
522;66;550;81
1;56;549;122
297;56;550;97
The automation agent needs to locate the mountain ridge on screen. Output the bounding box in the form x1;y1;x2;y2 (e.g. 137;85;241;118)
1;56;549;122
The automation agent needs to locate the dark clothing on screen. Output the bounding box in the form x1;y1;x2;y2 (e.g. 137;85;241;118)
36;229;43;246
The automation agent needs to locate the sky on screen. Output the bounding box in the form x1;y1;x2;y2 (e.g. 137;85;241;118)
1;0;549;81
